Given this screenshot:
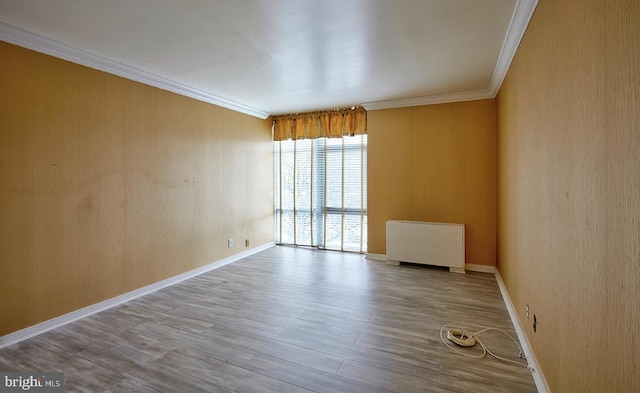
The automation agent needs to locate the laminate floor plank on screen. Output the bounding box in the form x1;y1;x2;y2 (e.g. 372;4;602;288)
337;358;441;393
0;246;537;392
155;348;315;393
243;353;394;393
130;321;258;367
274;327;443;377
200;325;346;374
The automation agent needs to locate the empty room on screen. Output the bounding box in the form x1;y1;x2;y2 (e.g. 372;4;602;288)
0;1;638;392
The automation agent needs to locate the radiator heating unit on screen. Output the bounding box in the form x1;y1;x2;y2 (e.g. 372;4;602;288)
386;220;465;273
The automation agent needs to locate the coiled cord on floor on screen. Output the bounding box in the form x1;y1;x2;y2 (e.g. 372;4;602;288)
440;324;533;370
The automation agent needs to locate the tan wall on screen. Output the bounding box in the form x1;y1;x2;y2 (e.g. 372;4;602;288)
497;0;639;391
368;100;497;266
0;42;274;336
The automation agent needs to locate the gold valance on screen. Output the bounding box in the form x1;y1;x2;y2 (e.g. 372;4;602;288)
273;106;367;141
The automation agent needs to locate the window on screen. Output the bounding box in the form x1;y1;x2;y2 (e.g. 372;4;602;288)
274;134;367;253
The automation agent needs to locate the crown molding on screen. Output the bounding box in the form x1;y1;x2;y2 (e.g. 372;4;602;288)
0;21;270;119
489;0;539;94
362;0;538;111
362;89;493;111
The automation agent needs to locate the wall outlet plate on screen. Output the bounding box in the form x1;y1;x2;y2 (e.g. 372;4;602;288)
228;239;233;248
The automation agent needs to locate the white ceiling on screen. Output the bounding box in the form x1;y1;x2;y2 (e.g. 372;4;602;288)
0;0;537;118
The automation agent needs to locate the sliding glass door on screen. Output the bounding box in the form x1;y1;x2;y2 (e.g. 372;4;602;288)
274;134;367;253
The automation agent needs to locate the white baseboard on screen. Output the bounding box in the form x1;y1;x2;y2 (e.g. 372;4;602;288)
367;255;496;274
495;269;550;393
365;253;387;261
465;263;496;273
0;242;274;349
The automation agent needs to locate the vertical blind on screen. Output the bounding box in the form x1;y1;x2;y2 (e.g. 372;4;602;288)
274;134;367;253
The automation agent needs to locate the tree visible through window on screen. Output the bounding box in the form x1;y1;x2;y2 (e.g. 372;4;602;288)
274;135;367;253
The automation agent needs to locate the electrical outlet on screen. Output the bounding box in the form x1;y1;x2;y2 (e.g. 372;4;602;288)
526;304;529;320
533;314;537;332
245;239;250;247
227;239;233;248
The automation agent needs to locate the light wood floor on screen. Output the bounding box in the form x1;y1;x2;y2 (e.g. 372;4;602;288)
0;246;537;393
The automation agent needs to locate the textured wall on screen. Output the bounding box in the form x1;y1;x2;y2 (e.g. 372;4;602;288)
497;0;639;391
368;100;497;266
0;42;274;336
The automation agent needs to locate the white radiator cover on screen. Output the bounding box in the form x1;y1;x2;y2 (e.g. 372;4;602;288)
386;220;465;273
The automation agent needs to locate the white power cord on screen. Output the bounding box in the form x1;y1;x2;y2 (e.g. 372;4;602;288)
440;324;533;370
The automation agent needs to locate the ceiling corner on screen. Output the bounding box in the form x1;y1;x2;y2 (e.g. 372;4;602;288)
0;21;271;119
362;0;538;111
